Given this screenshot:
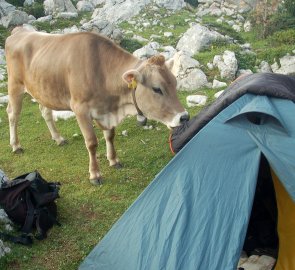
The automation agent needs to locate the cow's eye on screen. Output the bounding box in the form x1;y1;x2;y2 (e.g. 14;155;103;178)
152;87;163;95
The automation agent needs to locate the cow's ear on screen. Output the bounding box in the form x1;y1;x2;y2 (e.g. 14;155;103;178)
122;70;143;85
165;58;174;71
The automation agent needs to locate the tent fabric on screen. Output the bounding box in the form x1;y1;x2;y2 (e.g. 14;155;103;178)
271;170;295;270
170;73;295;153
79;94;295;270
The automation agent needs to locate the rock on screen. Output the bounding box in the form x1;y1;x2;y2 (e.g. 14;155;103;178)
121;130;128;136
0;240;11;258
212;79;227;89
0;95;9;104
62;25;80;33
44;0;77;16
91;1;146;24
164;32;173;37
214;90;224;99
56;12;78;19
258;61;272;73
132;35;149;43
133;42;160;59
272;55;295;75
24;0;35;6
170;51;208;91
52;110;75;121
186;95;207;107
91;0;185;25
171;51;200;76
243;20;251;32
160;46;176;60
177;69;208;91
0;0;15;18
36;15;53;22
213;50;238;81
237;69;253;76
76;1;94;12
232;24;241;32
81;19;123;43
2;10;29;28
176;23;231;55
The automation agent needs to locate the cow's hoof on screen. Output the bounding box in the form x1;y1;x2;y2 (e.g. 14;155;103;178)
57;139;68;146
90;178;103;186
112;163;123;170
13;148;24;154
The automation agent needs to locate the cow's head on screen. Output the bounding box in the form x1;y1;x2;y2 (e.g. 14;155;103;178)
122;55;189;128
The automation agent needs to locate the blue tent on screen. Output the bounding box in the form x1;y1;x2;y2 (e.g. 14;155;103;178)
79;74;295;270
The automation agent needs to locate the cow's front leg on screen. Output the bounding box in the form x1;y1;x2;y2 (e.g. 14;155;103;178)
103;128;122;169
39;104;67;146
6;82;24;153
75;110;102;185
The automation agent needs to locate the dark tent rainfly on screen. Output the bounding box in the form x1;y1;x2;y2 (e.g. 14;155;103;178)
79;73;295;270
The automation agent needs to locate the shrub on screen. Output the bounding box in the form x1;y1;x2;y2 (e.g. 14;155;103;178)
184;0;198;8
235;51;256;71
267;29;295;46
120;39;143;53
284;0;295;16
264;12;295;36
6;0;24;7
23;2;45;18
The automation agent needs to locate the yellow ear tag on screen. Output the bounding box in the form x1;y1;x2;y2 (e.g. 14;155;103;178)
128;78;137;90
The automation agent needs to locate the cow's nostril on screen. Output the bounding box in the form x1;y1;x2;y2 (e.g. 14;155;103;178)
180;114;190;123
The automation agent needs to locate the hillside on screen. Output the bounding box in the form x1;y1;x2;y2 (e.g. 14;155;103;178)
0;0;295;269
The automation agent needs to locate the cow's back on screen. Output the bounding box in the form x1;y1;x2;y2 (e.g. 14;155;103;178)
5;28;133;110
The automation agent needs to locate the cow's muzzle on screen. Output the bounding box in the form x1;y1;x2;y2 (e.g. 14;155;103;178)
167;111;189;129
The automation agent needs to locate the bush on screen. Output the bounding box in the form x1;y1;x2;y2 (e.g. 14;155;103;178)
284;0;295;16
6;0;24;7
184;0;198;8
120;39;143;53
264;12;295;36
267;29;295;46
23;2;45;18
235;51;256;71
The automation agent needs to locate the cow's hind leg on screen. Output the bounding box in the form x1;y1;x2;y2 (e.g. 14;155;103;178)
74;108;102;185
6;81;25;153
39;104;67;146
103;128;122;169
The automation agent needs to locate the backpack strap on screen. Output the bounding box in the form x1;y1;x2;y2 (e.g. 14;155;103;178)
21;190;35;234
0;232;33;246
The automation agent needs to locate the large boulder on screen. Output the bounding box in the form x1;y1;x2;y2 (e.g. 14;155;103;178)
2;10;29;28
271;55;295;75
176;23;231;56
0;0;15;18
213;50;238;80
81;19;123;43
91;0;185;24
133;42;160;59
76;0;95;12
44;0;77;16
171;51;208;91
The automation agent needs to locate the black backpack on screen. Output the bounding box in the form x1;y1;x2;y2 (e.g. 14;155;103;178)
0;171;61;245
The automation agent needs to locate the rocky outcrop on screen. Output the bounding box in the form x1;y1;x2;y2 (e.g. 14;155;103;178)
0;0;15;18
213;50;238;80
44;0;77;16
176;23;232;56
271;55;295;76
2;10;29;28
171;51;208;91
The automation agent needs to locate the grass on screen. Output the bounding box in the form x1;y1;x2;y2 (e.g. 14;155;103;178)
0;88;219;269
0;4;294;269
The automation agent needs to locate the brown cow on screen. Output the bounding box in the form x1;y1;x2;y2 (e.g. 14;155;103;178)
5;27;188;185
